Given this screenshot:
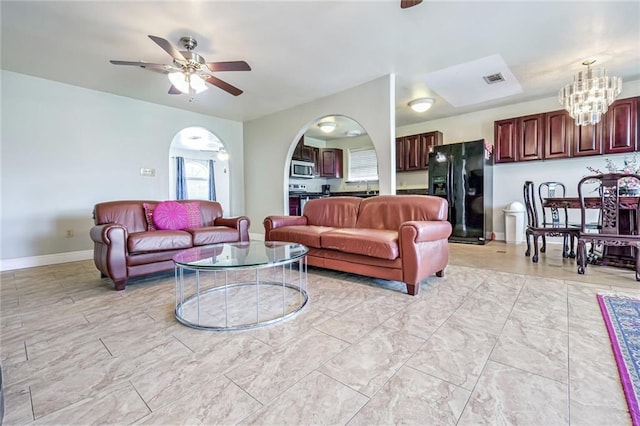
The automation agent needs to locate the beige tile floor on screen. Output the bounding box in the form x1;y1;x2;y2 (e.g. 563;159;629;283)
1;241;639;425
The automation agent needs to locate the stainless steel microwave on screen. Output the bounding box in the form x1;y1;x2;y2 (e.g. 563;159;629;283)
290;160;315;179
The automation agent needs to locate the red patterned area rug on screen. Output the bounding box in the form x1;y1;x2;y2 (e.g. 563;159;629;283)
598;294;640;426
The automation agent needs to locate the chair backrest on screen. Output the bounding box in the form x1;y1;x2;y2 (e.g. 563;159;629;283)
577;173;640;234
523;181;540;228
538;181;569;227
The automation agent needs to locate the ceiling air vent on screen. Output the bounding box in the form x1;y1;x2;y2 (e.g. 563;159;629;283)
483;72;506;84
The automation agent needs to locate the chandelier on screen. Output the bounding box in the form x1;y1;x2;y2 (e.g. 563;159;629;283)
559;60;622;126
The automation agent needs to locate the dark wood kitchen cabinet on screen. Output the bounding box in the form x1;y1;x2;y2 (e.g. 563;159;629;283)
319;148;343;178
419;131;443;169
517;113;544;161
604;97;638;154
544;109;573;159
292;136;320;163
395;138;405;171
288;196;300;216
403;134;422;171
572;121;604;157
494;119;518;163
396;131;443;171
495;114;544;163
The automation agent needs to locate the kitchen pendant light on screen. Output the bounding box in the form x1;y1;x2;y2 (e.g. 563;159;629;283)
559;59;622;126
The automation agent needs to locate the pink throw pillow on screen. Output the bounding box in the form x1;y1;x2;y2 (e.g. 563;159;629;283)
153;201;188;230
183;202;202;228
143;202;157;231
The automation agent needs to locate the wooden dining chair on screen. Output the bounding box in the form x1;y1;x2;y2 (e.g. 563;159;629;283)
576;173;640;281
538;181;576;257
524;181;579;262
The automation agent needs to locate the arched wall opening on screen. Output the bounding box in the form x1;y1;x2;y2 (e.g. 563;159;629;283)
168;126;231;212
286;115;378;214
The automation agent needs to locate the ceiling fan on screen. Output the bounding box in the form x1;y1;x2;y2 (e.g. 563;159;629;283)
400;0;423;8
110;35;251;98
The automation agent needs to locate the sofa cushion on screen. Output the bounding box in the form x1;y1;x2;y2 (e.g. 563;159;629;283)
184;202;202;228
356;195;448;230
188;226;241;245
304;197;362;228
142;202;157;231
268;225;335;249
128;230;192;253
320;228;399;260
153;201;189;230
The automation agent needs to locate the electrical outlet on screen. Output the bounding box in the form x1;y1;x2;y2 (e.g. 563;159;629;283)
65;229;74;238
140;168;156;177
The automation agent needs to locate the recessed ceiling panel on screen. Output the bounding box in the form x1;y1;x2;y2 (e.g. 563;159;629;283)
422;54;523;107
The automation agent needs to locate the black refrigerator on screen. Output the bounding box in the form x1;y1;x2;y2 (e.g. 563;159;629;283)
428;139;493;244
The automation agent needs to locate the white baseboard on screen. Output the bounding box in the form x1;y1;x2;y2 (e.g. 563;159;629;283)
0;250;93;272
1;236;267;272
250;233;265;241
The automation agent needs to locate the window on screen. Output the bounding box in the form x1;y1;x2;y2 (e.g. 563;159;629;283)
348;147;378;181
185;159;209;200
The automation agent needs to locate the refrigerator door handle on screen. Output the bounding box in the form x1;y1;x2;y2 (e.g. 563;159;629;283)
447;157;454;204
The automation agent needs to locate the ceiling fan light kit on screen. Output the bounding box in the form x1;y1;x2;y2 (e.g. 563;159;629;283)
409;98;435;113
559;59;622;126
110;35;251;98
168;72;207;94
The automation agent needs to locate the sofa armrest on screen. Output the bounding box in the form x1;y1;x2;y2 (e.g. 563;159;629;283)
399;220;452;289
90;223;128;284
90;223;128;246
214;216;251;242
400;221;452;243
263;216;308;241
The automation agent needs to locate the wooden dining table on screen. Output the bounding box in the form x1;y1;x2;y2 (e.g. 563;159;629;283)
543;196;639;269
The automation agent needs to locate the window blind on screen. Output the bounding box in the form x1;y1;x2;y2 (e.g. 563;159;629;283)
348;147;378;181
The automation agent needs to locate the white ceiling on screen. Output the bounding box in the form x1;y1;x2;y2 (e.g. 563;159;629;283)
1;1;639;131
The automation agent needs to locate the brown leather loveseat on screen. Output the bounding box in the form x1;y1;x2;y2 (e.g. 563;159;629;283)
91;200;250;290
264;195;451;295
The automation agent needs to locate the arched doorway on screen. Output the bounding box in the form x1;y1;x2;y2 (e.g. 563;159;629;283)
169;126;231;212
287;115;377;214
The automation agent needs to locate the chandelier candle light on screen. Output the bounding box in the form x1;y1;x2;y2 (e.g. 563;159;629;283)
559;59;622;126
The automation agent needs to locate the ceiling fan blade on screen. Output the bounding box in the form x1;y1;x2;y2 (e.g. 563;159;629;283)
206;61;251;72
400;0;423;8
202;75;243;96
148;35;186;62
168;85;182;95
110;60;174;73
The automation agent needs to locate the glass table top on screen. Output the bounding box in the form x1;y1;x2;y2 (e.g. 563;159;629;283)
173;241;308;269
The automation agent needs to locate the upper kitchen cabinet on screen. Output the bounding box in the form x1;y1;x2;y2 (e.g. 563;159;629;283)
419;131;443;169
497;112;567;162
494;119;518;163
292;136;319;162
544;109;573;159
604;97;638;154
319;148;343;178
572;121;603;157
396;131;443;171
495;96;638;163
516;113;544;162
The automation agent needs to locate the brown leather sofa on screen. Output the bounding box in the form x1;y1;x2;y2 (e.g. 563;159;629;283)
91;200;250;290
264;195;451;295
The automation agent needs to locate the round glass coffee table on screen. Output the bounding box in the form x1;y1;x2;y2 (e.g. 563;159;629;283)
173;241;308;331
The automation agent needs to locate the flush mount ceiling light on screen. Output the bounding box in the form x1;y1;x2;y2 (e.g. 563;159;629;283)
408;98;435;113
345;129;362;137
559;59;622;126
318;122;337;133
